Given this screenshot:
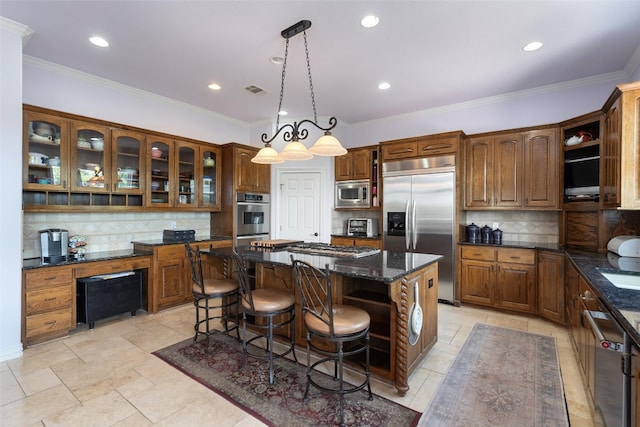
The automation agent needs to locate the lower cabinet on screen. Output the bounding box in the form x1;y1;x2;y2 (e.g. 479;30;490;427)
331;236;383;249
133;239;232;312
537;250;565;323
22;265;74;346
632;344;639;426
459;246;536;314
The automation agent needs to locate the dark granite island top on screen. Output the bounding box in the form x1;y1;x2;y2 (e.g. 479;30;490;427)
207;246;443;396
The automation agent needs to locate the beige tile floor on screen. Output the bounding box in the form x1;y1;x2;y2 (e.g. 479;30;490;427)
1;303;594;426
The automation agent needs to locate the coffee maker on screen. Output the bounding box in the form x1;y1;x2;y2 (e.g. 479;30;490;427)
39;228;69;264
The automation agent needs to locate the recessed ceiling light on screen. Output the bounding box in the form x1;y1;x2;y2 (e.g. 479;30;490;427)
89;36;109;47
270;56;284;65
523;41;543;52
361;15;379;28
378;82;391;90
207;83;221;91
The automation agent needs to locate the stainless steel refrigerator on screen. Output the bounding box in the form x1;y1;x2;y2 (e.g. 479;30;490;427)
383;155;456;303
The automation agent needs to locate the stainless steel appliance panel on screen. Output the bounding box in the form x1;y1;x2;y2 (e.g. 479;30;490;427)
383;156;456;303
236;192;270;238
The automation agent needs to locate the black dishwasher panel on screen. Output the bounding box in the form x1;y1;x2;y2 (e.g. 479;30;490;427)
77;271;142;329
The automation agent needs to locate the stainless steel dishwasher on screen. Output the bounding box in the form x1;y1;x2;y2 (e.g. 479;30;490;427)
584;298;633;426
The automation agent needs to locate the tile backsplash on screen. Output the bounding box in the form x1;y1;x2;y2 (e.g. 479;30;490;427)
23;211;212;259
464;211;559;244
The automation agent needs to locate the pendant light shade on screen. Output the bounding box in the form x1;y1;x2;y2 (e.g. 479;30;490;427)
251;145;284;164
253;20;347;163
279;140;314;160
308;132;347;156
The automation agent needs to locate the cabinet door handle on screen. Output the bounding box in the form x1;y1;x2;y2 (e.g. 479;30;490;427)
389;148;414;155
44;297;57;302
510;256;521;260
44;321;57;326
43;276;57;281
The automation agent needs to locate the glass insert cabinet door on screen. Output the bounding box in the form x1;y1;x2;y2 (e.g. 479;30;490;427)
112;129;144;194
24;112;68;190
177;142;196;207
71;121;110;191
201;147;218;207
148;138;172;206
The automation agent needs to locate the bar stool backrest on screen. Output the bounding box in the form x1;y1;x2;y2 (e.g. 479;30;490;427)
185;243;205;294
231;249;256;313
291;258;336;337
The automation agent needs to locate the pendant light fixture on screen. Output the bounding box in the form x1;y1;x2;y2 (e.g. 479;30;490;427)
252;20;346;164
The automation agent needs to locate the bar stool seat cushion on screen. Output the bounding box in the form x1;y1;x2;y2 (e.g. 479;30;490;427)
305;305;370;336
193;278;239;295
242;289;295;313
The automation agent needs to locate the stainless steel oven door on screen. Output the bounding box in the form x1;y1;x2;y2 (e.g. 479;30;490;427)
236;200;270;237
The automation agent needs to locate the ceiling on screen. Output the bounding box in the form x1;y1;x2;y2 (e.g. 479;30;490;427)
2;1;640;126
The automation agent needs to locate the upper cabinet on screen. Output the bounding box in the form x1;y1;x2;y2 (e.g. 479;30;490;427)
380;131;461;162
233;146;270;193
464;127;559;210
602;81;640;209
22;105;220;212
335;148;370;181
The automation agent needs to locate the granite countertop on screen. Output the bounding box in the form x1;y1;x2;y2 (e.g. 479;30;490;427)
458;240;563;252
208;246;442;284
23;250;151;270
565;250;640;347
131;235;232;246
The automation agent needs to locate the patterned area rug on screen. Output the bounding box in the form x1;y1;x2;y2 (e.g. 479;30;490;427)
153;332;420;427
419;323;569;426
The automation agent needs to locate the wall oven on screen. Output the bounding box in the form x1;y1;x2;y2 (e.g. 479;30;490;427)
235;192;270;244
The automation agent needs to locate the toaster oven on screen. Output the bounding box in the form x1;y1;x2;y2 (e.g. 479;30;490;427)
347;218;379;237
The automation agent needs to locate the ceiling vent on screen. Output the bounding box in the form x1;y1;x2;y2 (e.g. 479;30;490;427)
244;84;268;95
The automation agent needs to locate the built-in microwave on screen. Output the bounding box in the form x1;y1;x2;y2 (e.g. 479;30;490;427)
564;145;600;201
335;179;370;208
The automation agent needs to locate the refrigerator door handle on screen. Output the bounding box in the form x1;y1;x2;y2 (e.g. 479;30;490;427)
405;200;411;250
411;199;418;251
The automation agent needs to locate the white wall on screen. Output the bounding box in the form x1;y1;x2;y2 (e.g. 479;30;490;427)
0;18;29;361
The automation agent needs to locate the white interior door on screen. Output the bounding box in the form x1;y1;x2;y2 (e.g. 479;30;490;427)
278;171;322;242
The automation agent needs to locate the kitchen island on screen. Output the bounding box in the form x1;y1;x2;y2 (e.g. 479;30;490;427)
209;246;442;396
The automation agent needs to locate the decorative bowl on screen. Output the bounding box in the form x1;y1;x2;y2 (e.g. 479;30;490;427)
78;140;92;148
47;157;61;166
151;181;160;190
151;147;162;158
90;138;104;151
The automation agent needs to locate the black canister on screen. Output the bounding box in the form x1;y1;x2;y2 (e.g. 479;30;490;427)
481;225;492;244
466;223;479;243
493;228;503;245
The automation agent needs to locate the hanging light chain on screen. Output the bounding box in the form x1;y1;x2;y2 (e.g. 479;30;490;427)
275;37;290;130
303;30;318;124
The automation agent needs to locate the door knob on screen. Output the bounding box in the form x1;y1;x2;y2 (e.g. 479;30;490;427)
313;232;318;236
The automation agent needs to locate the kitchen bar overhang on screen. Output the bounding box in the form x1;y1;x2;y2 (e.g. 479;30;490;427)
206;245;443;395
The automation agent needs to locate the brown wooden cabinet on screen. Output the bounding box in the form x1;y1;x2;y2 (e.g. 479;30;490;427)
133;239;232;312
335;148;370;181
380;131;462;161
602;81;640;209
465;128;558;209
234;146;270;193
537;250;565;323
22;265;75;346
459;245;536;314
330;236;383;249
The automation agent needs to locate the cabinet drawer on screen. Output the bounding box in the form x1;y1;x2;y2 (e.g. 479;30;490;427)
417;137;458;156
381;142;418;160
74;257;151;278
24;267;72;290
157;244;187;260
461;246;496;261
497;248;535;265
26;285;73;315
25;308;73;339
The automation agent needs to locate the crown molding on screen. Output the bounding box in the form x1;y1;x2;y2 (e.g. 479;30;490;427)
23;55;250;128
0;16;33;45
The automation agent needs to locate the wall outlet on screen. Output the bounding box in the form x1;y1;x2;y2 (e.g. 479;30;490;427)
492;222;499;229
171;221;177;230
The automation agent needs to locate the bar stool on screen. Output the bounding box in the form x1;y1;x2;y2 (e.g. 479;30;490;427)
232;249;298;384
290;257;373;427
185;243;239;353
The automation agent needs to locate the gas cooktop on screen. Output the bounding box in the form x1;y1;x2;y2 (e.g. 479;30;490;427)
286;242;380;258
